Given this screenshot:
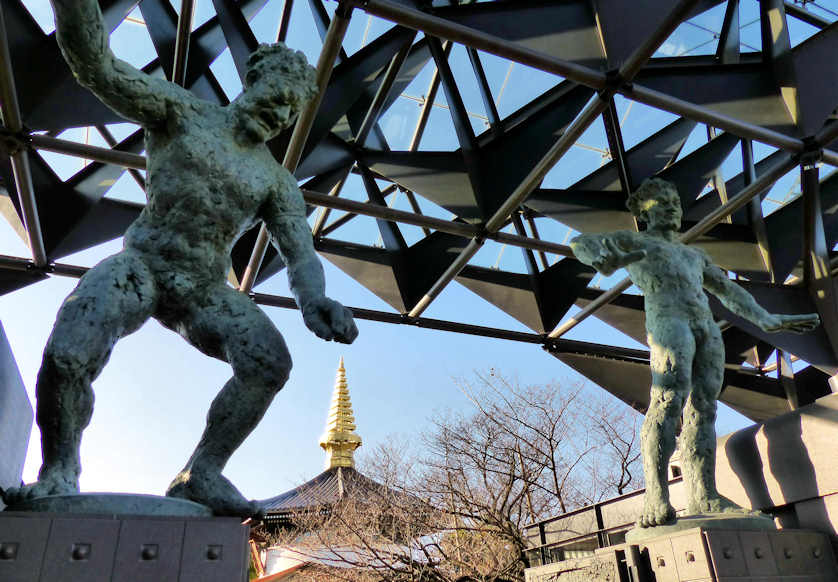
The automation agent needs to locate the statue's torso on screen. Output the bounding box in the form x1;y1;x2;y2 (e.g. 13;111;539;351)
624;234;714;329
123;102;285;286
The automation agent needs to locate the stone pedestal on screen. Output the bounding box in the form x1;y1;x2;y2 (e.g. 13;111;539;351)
0;509;250;582
634;526;836;582
525;527;837;582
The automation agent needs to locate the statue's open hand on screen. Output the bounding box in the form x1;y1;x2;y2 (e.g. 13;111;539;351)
590;239;646;275
762;313;820;334
302;296;358;343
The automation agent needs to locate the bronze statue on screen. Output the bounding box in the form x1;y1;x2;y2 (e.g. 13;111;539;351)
572;178;819;528
3;0;358;516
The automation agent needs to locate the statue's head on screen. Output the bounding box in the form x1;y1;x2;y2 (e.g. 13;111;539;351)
233;43;317;143
626;178;682;231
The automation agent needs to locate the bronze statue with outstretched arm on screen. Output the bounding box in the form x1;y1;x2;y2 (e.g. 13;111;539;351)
572;178;819;528
3;0;358;516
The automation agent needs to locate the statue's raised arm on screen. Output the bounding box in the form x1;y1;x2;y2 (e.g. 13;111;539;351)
51;0;190;127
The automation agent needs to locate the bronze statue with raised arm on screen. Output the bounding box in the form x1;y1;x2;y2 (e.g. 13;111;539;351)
2;0;358;516
571;178;819;528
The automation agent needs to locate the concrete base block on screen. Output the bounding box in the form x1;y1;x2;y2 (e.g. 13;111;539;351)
635;526;837;582
0;511;249;582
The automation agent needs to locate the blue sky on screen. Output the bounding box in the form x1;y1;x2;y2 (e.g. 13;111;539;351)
5;0;831;501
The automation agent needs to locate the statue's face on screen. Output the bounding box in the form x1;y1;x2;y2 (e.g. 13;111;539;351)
235;75;296;143
233;45;316;144
639;189;682;231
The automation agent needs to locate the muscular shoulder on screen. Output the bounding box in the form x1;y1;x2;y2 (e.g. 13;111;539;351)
263;166;306;218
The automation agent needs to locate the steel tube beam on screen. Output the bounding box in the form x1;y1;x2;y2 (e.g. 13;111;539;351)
238;2;353;293
404;189;431;236
2;132;571;255
625;84;805;153
681;155;798;243
8;153;46;265
0;252;781;370
96;126;146;189
0;4;46;266
310;167;353;237
547;154;798;339
172;0;196;86
407;238;482;317
354;0;608;89
526;214;550;269
305;188;574;255
315;180;398;237
0;251;562;347
816;121;838;150
409;42;449;151
351;0;838;169
30;133;148;170
782;1;831;28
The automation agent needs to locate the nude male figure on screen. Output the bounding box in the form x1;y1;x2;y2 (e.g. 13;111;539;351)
571;178;819;527
2;0;358;516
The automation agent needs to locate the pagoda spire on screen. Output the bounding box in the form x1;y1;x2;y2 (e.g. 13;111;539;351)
318;357;362;469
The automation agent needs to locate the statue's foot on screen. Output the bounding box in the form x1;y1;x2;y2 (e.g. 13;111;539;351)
1;473;79;506
166;470;262;518
688;495;759;516
638;497;676;528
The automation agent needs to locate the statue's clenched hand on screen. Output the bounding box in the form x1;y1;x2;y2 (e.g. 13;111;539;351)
761;312;820;334
302;297;358;343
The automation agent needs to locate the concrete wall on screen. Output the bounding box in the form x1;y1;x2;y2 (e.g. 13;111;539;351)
0;321;32;508
716;392;838;535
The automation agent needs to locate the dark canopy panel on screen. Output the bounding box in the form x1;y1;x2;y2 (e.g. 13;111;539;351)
1;0;837;423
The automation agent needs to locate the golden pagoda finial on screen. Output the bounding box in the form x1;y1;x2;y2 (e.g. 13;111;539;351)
319;357;362;469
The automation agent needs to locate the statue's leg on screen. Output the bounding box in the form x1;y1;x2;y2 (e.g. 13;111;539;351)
683;322;750;514
638;318;693;527
2;251;156;504
164;285;290;516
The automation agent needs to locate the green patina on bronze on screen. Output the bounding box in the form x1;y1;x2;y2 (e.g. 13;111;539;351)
2;0;358;517
572;178;819;528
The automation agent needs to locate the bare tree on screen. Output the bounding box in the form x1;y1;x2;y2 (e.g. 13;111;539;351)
586;397;642;497
258;373;642;582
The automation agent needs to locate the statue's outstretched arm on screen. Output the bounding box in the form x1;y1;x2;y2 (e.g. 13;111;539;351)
261;173;358;344
51;0;187;126
571;231;646;276
702;259;820;333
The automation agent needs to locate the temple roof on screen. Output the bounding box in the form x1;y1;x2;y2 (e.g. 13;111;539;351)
262;465;393;521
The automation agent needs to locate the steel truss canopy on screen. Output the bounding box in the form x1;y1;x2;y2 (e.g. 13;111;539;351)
1;0;837;423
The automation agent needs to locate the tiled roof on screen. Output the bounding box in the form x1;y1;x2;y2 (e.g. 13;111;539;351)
261;466;395;516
